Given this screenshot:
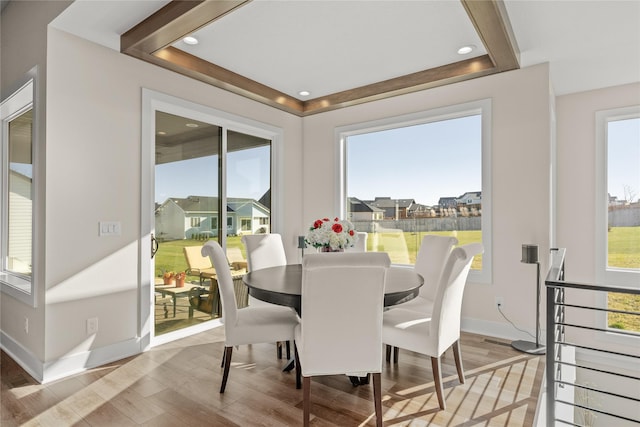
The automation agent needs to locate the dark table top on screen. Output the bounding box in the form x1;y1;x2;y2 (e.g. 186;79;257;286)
243;264;423;314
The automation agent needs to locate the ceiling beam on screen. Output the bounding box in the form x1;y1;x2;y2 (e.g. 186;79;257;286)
461;0;520;72
121;0;520;117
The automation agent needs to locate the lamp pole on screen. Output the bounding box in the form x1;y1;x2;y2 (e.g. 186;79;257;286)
511;244;546;355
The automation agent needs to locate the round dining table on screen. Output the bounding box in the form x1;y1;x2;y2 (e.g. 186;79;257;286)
243;263;423;386
243;264;424;315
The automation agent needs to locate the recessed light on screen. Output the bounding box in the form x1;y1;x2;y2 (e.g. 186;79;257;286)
157;131;167;135
185;123;199;128
298;90;311;97
183;36;199;45
457;45;475;55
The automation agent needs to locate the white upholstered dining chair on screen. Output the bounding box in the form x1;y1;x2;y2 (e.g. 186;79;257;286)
386;234;458;362
344;231;368;252
201;241;298;393
294;252;389;427
382;242;483;410
241;233;294;359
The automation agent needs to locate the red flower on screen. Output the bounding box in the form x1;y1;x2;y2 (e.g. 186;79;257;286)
332;223;343;233
334;217;339;221
349;230;354;236
313;220;323;229
323;217;330;222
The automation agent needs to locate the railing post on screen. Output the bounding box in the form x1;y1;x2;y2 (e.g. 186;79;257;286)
546;284;556;426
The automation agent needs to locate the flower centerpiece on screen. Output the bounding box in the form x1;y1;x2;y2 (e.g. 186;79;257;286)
305;217;358;252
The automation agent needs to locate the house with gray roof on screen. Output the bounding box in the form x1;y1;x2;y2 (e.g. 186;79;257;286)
155;195;270;240
363;197;416;219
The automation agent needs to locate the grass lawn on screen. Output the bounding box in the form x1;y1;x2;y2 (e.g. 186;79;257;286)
607;226;640;332
154;227;638;331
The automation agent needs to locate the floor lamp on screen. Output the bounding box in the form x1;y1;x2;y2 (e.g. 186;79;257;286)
511;244;546;355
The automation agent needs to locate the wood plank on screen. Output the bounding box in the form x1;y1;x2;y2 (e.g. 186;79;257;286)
1;331;543;426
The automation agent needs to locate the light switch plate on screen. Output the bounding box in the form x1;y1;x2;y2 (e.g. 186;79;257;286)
99;221;121;236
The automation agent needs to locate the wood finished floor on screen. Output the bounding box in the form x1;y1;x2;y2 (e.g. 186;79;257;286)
1;330;544;426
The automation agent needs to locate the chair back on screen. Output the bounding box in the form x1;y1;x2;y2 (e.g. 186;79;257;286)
184;245;213;272
414;235;458;301
430;242;483;355
241;233;287;271
299;253;387;376
201;242;238;328
344;231;368;252
302;251;390;269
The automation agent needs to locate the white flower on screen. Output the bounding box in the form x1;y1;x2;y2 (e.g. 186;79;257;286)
305;217;358;250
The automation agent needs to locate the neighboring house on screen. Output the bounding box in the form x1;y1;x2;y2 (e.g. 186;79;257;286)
438;196;458;209
408;203;436;218
456;191;482;207
364;197;416;219
155;195;270;240
8;170;32;274
348;197;384;221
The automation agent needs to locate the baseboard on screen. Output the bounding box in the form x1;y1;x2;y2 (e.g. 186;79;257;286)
0;330;44;382
461;316;547;343
1;331;144;384
41;337;143;383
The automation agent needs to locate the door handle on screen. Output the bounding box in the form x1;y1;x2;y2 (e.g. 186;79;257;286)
151;234;159;259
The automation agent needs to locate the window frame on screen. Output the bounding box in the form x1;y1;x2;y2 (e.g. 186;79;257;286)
595;105;640;339
0;68;37;306
141;88;283;345
336;99;492;283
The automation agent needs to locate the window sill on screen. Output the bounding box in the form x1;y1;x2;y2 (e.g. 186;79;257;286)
1;273;35;306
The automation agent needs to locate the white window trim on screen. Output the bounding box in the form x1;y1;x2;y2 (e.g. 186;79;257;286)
594;105;640;344
335;99;492;283
0;68;37;307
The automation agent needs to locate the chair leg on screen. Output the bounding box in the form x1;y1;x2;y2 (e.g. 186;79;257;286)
452;339;465;384
286;340;291;359
277;341;283;359
294;342;302;390
372;372;383;427
431;356;446;410
303;376;311;427
220;346;233;393
385;344;391;362
393;346;399;364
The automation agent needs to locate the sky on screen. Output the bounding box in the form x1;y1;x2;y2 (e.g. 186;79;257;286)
155;145;271;203
608;117;640;202
152;115;639;206
347;115;481;206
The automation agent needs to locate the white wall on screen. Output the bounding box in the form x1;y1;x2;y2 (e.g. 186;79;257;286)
1;0;71;374
3;0;638;383
302;63;554;339
3;23;303;380
556;82;640;357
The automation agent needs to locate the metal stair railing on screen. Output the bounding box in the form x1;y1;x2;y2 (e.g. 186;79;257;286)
545;248;640;426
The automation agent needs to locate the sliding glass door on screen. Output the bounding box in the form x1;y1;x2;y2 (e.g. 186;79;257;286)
144;92;278;341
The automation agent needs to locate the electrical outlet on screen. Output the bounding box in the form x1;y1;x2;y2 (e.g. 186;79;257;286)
495;297;504;309
24;317;29;334
87;317;98;335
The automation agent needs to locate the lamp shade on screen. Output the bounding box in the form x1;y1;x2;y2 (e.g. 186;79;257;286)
521;244;538;264
298;235;307;249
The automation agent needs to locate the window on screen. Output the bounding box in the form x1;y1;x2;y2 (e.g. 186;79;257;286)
259;217;269;225
596;106;640;333
190;217;201;227
339;99;492;282
241;218;252;231
1;73;36;304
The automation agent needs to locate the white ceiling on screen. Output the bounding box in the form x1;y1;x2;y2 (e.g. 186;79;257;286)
51;0;640;99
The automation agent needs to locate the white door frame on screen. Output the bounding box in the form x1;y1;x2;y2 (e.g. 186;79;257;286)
140;88;283;348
